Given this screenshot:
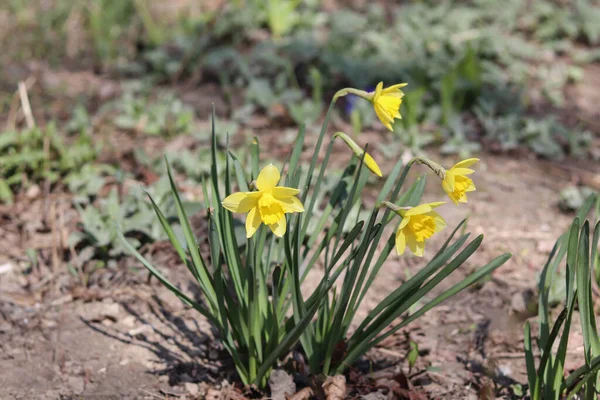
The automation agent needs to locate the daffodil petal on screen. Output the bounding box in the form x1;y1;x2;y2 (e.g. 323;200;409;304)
442;180;454;197
395;229;406;255
413;241;425;257
222;191;261;213
406;233;420;257
398;215;410;230
272;187;300;198
374;81;384;97
269;215;287;237
277;196;305;213
374;105;393;131
382;83;408;93
443;172;455;192
256;164;280;191
450;167;475;176
405;202;446;216
246;207;262;238
452;158;479;169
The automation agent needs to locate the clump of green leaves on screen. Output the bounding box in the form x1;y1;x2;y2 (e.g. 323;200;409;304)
524;194;600;399
110;91;194;136
71;176;202;260
0;124;98;203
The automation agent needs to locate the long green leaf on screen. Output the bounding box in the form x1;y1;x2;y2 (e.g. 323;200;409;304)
342;252;510;371
524;321;537;393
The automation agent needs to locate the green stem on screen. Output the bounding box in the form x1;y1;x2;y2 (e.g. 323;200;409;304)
333;87;372;101
412;157;446;180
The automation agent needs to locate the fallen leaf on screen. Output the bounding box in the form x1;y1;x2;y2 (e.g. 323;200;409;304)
286;387;313;400
269;369;296;400
322;375;346;400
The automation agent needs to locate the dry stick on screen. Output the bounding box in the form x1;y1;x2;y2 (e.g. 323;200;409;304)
18;81;36;129
50;200;59;274
6;77;35;130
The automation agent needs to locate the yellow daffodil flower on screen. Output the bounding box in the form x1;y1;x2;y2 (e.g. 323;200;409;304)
222;164;304;238
334;132;382;177
442;158;479;205
370;82;408;131
381;201;446;257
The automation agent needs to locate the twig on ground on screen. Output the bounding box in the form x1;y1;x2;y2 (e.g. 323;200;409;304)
18;80;36;129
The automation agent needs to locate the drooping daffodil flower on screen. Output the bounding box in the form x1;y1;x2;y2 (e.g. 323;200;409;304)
441;158;479;205
369;82;408;131
333;82;408;131
381;201;447;257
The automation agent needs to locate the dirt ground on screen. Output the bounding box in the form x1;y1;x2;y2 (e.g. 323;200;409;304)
1;65;599;399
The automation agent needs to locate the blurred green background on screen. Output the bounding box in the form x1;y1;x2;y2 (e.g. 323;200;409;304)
0;0;598;270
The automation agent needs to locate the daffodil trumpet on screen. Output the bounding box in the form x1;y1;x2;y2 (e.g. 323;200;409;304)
333;132;382;177
222;164;305;238
381;201;447;257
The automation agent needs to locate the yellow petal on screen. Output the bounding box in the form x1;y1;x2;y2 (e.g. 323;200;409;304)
405;202;446;216
452;158;479;170
256;164;280;191
406;233;422;257
442;179;454;197
269;215;287;237
398;215;410;230
276;196;305;213
222;191;260;213
450;168;475;176
374;104;393;131
374;81;384;98
443;172;455;192
395;228;407;255
272;187;300;198
413;241;425;257
382;83;408;94
246;207;262;238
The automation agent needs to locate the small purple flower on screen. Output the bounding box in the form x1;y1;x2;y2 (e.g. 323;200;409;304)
345;86;375;115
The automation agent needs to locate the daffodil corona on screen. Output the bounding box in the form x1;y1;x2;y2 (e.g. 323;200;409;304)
370;82;407;131
441;158;479;204
222;164;304;238
382;201;446;257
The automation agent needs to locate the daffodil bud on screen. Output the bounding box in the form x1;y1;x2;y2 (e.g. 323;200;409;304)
334;132;382;177
386;202;446;257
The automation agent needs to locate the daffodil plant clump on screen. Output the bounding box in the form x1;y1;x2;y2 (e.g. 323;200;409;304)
122;82;511;388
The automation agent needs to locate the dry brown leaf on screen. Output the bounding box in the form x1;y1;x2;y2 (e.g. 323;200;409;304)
322;375;346;400
269;369;296;400
285;387;313;400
